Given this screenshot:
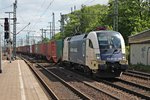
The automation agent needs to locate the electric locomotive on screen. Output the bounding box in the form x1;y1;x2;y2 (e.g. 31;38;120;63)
63;30;128;77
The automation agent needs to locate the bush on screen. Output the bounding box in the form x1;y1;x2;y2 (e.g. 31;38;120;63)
125;46;130;60
129;64;150;73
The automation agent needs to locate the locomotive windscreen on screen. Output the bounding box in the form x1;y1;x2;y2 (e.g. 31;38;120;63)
96;31;123;61
97;32;121;50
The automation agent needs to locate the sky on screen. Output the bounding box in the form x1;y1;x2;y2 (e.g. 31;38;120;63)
0;0;108;46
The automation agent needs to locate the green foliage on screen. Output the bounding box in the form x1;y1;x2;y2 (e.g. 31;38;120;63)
53;32;63;40
42;38;49;43
129;64;150;73
55;0;150;43
63;4;109;37
106;0;150;44
125;46;130;60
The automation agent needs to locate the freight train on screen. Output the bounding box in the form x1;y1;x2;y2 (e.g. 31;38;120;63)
17;30;128;78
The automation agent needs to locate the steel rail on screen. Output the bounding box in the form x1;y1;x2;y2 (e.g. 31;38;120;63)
21;56;59;100
115;78;150;91
124;70;150;79
22;55;90;99
37;63;91;100
57;68;120;100
123;71;150;80
98;79;150;100
127;70;150;77
24;55;119;99
79;80;120;100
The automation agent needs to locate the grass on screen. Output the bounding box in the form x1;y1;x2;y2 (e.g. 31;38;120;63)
125;46;130;60
126;46;150;73
128;64;150;73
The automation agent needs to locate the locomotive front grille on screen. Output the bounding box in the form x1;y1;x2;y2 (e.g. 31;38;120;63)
105;62;121;72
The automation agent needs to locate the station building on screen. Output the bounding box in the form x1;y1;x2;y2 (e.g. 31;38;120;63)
129;29;150;65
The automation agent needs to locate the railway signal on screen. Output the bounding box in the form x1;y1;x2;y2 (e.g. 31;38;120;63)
4;18;10;39
4;18;9;31
4;32;9;39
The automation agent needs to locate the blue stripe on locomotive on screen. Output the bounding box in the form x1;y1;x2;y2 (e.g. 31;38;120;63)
100;49;123;62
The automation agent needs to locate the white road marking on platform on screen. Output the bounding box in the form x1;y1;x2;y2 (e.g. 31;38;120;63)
18;60;26;100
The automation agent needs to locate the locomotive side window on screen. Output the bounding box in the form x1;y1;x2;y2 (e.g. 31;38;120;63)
82;42;85;57
89;39;93;48
110;36;121;48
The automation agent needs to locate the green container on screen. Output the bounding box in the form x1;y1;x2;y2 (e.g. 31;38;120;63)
56;39;63;61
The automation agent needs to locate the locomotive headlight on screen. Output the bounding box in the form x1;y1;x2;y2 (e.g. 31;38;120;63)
122;54;126;60
120;60;128;65
96;54;100;60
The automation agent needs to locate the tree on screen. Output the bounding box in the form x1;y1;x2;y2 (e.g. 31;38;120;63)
63;4;109;37
106;0;150;44
44;38;50;42
56;1;150;44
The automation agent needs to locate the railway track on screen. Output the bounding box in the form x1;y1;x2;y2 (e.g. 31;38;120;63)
47;67;120;100
98;78;150;100
21;55;119;100
21;55;150;99
123;70;150;80
71;68;150;99
53;67;139;99
21;56;89;100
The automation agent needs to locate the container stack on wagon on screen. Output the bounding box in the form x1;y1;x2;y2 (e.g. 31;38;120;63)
17;40;63;63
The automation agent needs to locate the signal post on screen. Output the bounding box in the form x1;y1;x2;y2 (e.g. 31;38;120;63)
4;12;13;63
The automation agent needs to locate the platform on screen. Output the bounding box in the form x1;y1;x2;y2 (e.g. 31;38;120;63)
0;59;49;100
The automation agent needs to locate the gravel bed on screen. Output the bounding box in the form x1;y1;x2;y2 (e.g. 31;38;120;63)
120;74;150;87
114;81;150;97
37;63;53;67
32;65;80;100
49;67;139;100
61;69;139;100
49;68;114;100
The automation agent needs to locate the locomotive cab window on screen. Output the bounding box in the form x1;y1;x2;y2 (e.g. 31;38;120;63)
97;32;121;50
89;39;93;48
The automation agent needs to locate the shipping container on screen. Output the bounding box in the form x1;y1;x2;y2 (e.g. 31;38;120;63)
42;43;47;56
46;41;51;60
51;40;57;62
32;45;35;54
36;44;40;55
56;39;63;62
30;45;32;53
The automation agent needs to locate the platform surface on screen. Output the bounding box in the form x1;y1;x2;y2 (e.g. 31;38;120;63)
0;59;49;100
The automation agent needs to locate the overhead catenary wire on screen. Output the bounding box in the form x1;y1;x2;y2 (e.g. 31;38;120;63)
40;0;54;17
28;0;47;23
29;0;55;31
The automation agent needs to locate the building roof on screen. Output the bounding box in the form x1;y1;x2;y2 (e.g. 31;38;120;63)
128;29;150;44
